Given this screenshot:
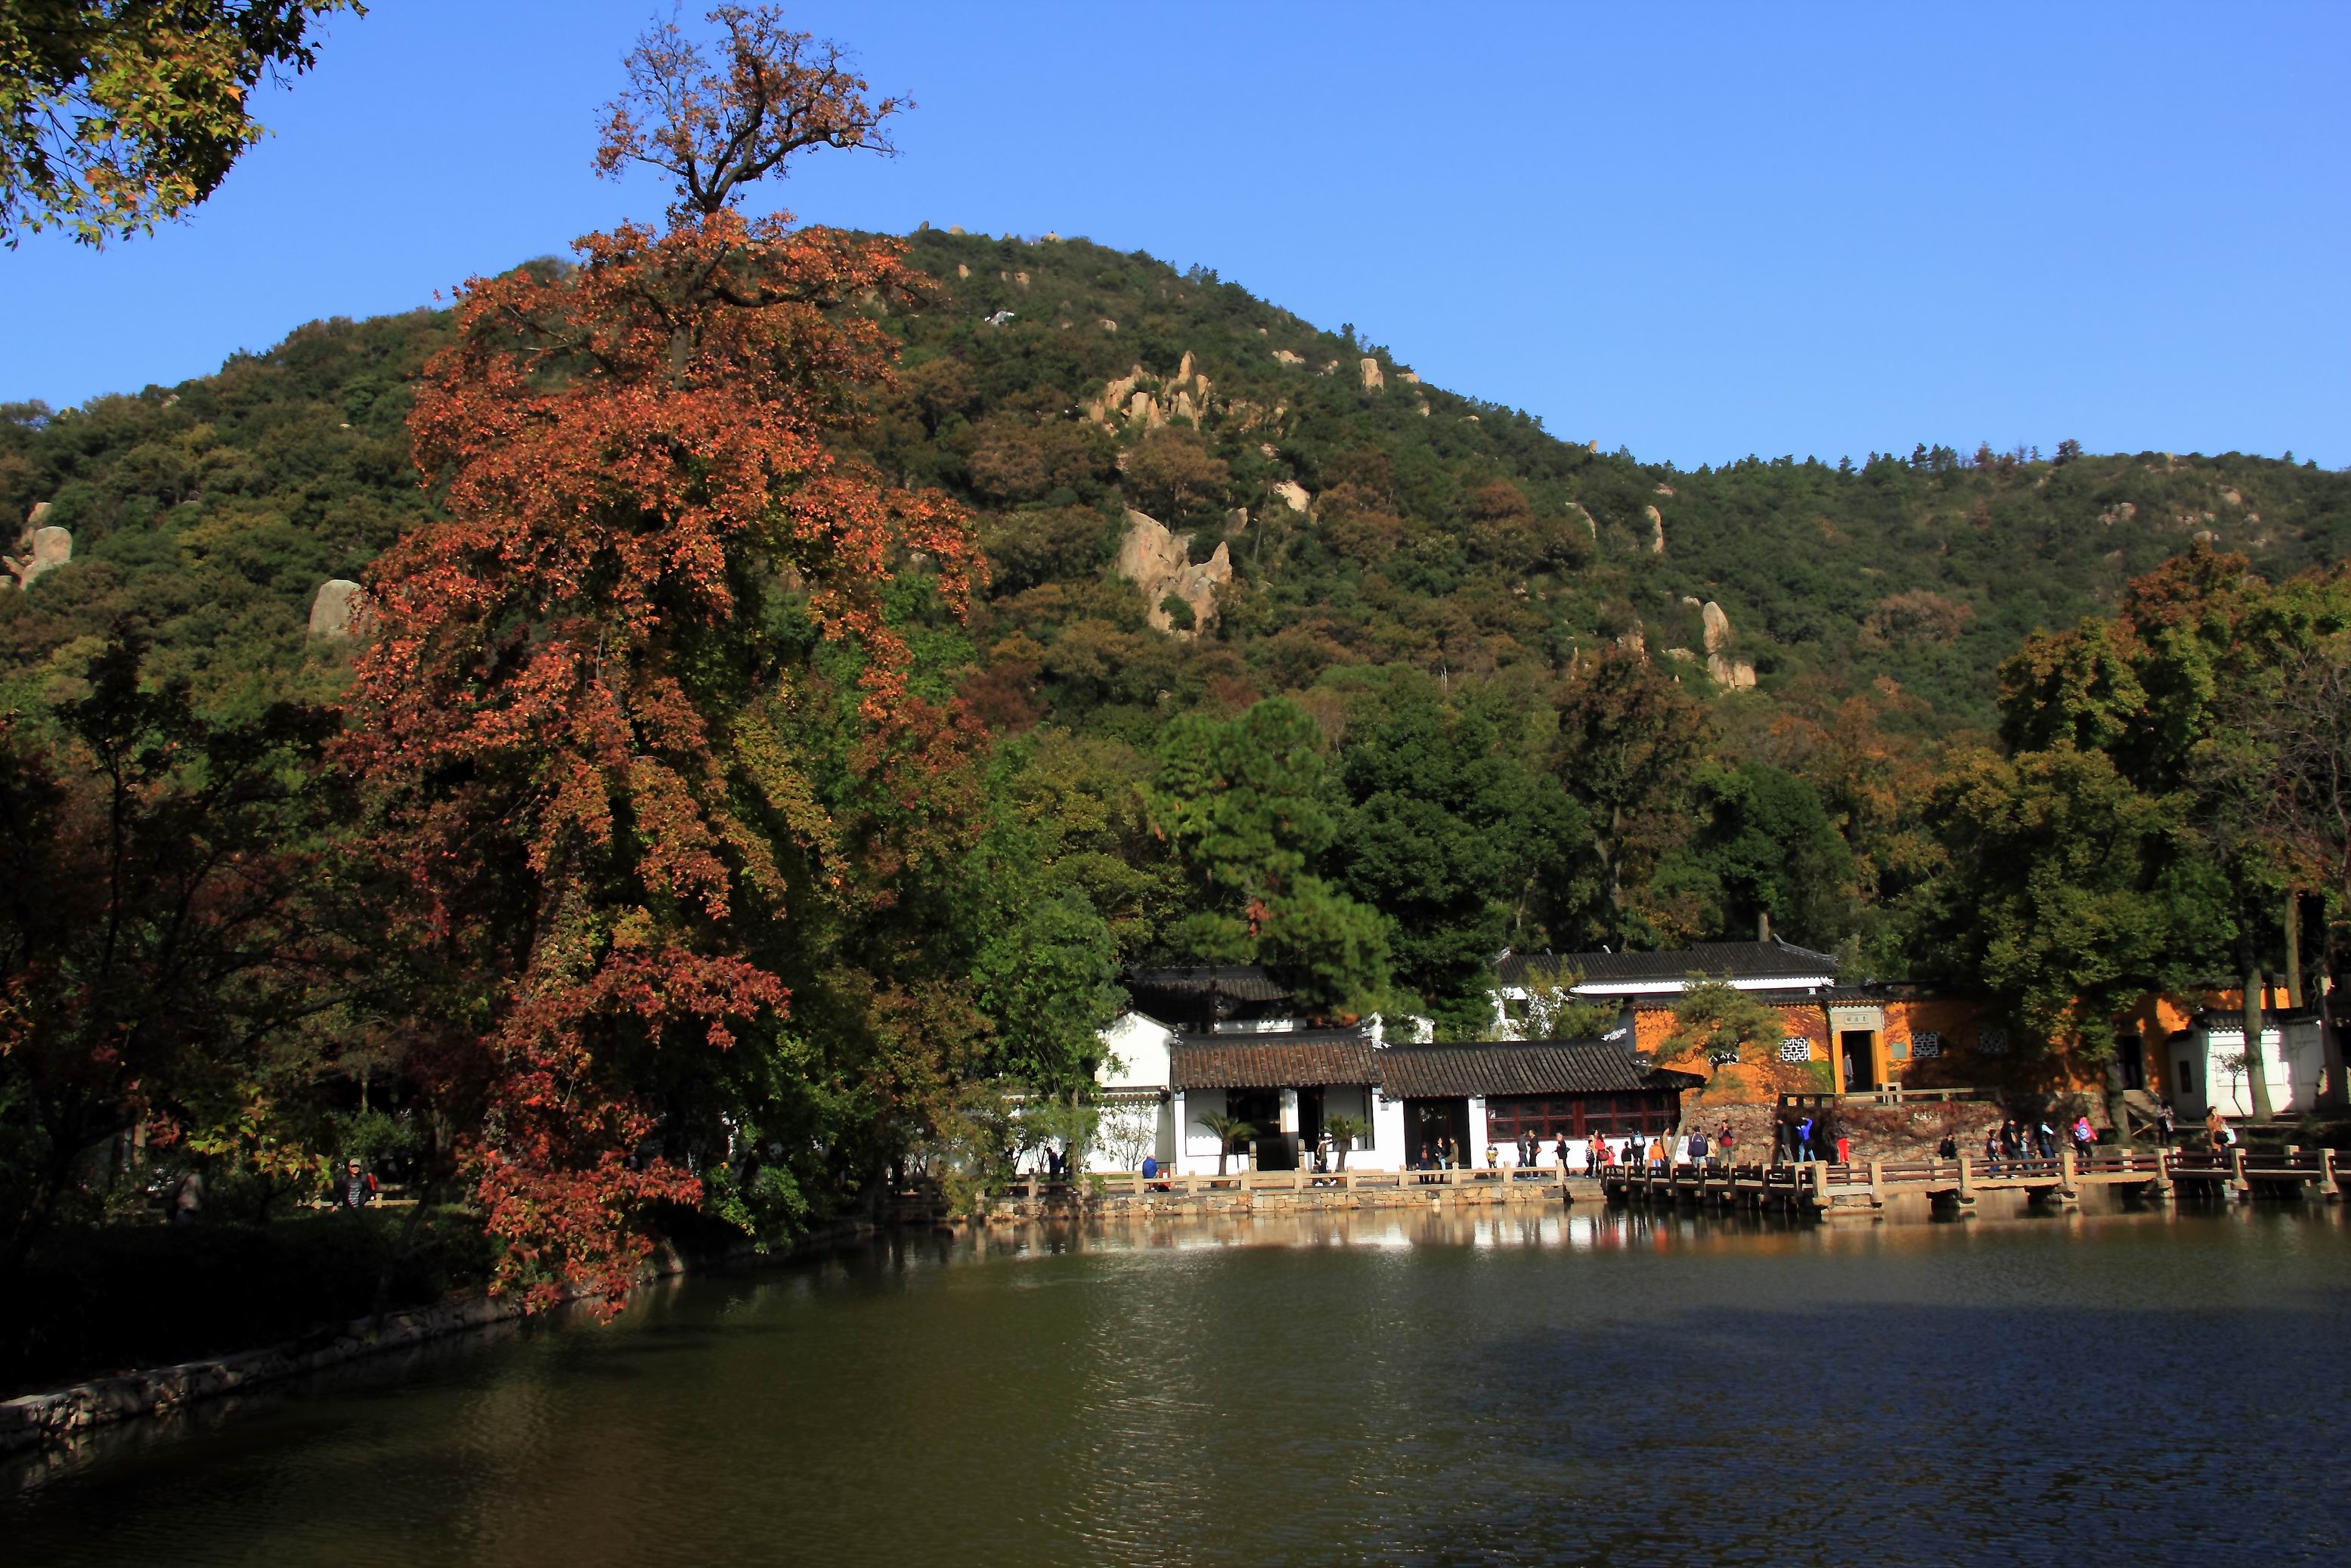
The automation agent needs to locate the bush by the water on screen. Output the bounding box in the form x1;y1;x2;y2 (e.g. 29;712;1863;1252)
2;1209;496;1397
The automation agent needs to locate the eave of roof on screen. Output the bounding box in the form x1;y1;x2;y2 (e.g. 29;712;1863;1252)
1495;937;1841;990
1377;1040;1705;1099
1169;1032;1378;1089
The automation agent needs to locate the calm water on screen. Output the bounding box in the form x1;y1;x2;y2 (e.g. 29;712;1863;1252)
7;1201;2348;1565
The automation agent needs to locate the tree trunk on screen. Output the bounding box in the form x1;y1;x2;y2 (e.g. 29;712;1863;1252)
2285;891;2305;1009
2243;968;2277;1122
2321;930;2348;1110
2104;1049;2133;1143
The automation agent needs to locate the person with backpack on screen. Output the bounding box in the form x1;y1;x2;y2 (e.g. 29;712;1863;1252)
2071;1114;2097;1159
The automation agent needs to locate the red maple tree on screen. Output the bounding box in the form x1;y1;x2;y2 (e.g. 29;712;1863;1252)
342;6;975;1306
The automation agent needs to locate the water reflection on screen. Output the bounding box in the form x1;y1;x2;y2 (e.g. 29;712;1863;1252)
7;1201;2347;1565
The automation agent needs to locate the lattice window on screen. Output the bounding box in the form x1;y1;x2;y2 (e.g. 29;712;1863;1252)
1778;1037;1813;1064
1976;1027;2009;1056
1911;1031;1941;1059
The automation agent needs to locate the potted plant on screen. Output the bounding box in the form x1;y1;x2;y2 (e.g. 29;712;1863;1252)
1194;1110;1256;1176
1323;1114;1371;1172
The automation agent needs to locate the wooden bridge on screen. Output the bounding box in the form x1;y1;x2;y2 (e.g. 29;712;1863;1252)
1598;1145;2350;1216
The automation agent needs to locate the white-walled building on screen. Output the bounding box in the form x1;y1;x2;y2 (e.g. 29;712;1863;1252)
1489;938;1842;1037
2169;1009;2330;1121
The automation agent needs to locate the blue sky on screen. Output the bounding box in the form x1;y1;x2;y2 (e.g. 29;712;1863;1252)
4;1;2345;469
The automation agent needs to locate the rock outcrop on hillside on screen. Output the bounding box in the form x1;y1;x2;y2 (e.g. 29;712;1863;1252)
1646;504;1665;555
1115;509;1231;637
1359;358;1383;391
1270;479;1312;514
308;579;367;639
1088;354;1213;431
1701;601;1758;689
5;508;71;590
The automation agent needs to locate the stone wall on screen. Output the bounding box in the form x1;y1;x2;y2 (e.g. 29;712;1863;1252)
0;1218;878;1457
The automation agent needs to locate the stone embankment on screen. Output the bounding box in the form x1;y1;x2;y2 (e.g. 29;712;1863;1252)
0;1219;877;1458
986;1178;1597;1223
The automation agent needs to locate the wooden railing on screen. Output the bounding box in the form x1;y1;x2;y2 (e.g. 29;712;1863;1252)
988;1144;2346;1208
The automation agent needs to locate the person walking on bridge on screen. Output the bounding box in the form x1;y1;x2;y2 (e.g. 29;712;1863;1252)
2071;1114;2097;1160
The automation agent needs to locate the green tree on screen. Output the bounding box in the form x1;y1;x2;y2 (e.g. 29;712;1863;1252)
1506;956;1621;1041
1915;745;2231;1063
0;633;343;1270
971;890;1123;1094
1673;761;1856;944
1550;645;1712;944
2;2;360;246
1330;690;1584;1032
1147;698;1392;1014
1656;975;1787;1068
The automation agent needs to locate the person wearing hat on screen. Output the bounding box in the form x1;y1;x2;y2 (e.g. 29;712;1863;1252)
334;1157;378;1212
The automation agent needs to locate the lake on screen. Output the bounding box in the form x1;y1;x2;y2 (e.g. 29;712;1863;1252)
7;1201;2347;1565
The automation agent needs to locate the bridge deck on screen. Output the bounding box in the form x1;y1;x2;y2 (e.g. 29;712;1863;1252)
1597;1145;2346;1214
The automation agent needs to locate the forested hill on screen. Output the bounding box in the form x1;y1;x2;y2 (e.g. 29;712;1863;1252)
4;228;2343;733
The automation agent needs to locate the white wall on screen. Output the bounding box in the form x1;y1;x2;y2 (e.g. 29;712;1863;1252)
2193;1022;2325;1119
1372;1090;1407;1170
1176;1086;1228;1175
1097;1011;1174;1092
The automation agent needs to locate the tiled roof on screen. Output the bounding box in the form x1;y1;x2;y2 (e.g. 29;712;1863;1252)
1377;1040;1705;1099
1627;985;1853;1009
1495;938;1841;990
1169;1031;1377;1089
1126;965;1293;1003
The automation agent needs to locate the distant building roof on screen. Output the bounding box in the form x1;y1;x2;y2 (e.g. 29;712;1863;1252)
1377;1040;1705;1099
1169;1030;1377;1089
1126;965;1293;1004
1495;938;1841;992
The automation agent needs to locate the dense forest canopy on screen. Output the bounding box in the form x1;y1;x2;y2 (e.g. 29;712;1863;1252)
4;209;2346;1273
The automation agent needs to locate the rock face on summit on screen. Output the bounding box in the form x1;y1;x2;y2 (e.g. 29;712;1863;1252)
308;579;367;639
1115;509;1231;638
1359;358;1383;392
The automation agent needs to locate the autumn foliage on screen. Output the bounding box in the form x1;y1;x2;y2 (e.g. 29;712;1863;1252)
341;8;974;1305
